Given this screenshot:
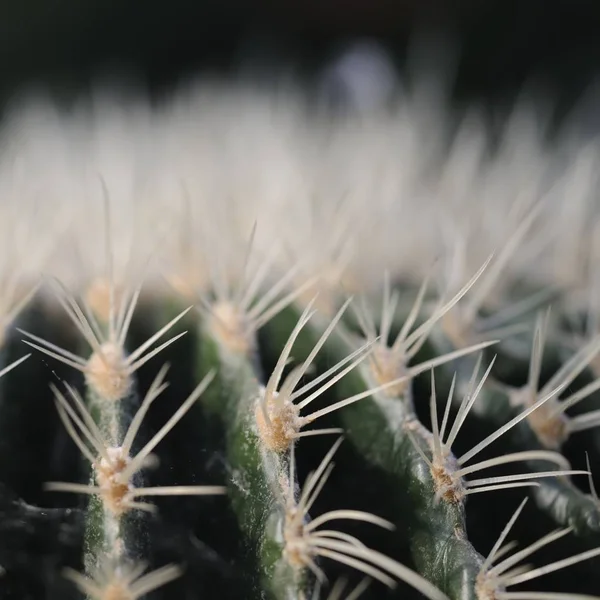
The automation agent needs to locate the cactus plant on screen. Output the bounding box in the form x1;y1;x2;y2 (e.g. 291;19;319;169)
1;79;600;600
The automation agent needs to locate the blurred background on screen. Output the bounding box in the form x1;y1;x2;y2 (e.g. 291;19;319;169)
3;0;600;124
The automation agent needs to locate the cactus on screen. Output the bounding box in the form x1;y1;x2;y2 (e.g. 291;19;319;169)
1;80;600;600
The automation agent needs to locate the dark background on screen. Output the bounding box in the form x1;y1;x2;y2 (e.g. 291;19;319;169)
2;0;600;120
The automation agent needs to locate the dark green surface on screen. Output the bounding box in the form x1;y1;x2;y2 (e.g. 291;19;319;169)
195;320;308;599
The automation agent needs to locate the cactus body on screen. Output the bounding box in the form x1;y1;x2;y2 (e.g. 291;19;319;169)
1;81;600;600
